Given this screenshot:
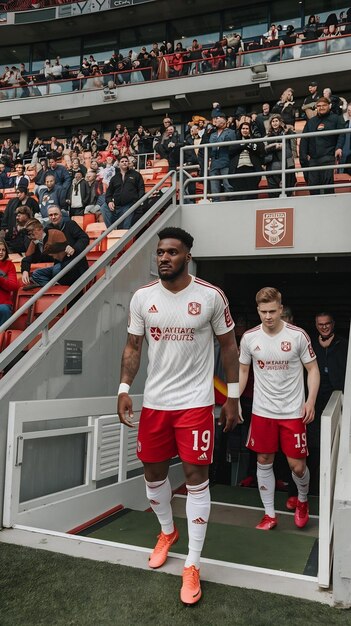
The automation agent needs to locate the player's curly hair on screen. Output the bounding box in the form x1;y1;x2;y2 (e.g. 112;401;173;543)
256;287;282;305
157;227;194;250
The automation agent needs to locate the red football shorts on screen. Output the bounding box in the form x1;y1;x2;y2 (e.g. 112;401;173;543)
246;414;308;458
137;406;214;465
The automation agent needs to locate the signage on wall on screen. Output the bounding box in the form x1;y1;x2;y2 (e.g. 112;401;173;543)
58;0;155;17
256;207;294;248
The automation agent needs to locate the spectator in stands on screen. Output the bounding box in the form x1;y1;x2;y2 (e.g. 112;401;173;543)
110;125;130;156
0;239;17;326
47;205;89;257
154;125;181;170
264;114;296;197
266;24;279;42
256;102;271;135
303;15;319;41
66;170;90;217
309;312;348;493
230;121;264;200
301;81;320;119
209;110;236;201
30;137;48;165
69;156;87;178
21;221;88;289
102;155;145;229
0;205;32;254
183;124;201;203
323;87;347;116
0;162;12;188
68;134;84;155
36;174;64;222
130;126;146;156
300;96;345;194
34;158;49;186
156;51;169;80
47;156;72;207
82;129;107;157
101;156;116;186
272;87;298;129
341;102;351;173
188;39;203;74
10;162;30;188
0;184;38;240
84;170;104;220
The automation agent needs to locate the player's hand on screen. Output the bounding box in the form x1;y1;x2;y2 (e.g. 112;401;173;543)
219;398;240;432
302;401;315;424
117;393;134;427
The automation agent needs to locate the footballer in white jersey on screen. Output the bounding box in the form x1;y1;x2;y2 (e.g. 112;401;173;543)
239;287;320;532
117;226;240;605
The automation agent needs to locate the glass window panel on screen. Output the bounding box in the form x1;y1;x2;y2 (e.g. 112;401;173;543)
304;1;348;24
48;38;81;70
82;33;117;63
0;45;30;76
270;1;302;29
120;22;166;53
170;13;220;48
223;5;267;41
32;42;49;73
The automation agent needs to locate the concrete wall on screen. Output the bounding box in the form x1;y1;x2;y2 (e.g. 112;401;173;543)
181;194;351;259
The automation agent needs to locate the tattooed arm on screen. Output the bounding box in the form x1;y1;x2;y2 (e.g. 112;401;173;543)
117;333;144;427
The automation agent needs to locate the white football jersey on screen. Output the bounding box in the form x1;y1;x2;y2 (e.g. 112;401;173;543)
128;275;234;410
239;322;316;419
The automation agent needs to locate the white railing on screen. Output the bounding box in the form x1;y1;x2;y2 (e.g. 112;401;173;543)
318;390;342;588
0;171;177;372
179;127;351;203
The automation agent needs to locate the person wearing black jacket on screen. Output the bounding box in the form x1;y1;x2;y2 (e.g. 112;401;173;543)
230;122;265;200
299;96;345;194
66;170;90;216
46;205;89;256
0;184;39;238
102;156;145;228
265;114;296;197
21;218;89;289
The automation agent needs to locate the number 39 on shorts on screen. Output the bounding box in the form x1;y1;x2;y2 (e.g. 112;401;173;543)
192;430;211;451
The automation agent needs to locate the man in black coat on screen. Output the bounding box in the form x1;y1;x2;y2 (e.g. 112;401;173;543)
0;183;39;237
299;97;345;194
21;218;89;289
102;156;145;228
46;205;89;256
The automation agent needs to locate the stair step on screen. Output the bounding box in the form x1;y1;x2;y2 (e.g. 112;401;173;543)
172;495;319;538
82;508;318;576
210;484;319;516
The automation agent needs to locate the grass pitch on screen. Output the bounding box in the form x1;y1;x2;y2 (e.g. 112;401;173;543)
1;543;351;626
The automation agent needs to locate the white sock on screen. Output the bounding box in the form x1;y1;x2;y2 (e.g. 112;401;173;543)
257;462;275;518
184;479;210;569
292;467;310;503
145;478;174;535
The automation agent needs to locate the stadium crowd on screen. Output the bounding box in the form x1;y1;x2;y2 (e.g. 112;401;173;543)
1;10;351;97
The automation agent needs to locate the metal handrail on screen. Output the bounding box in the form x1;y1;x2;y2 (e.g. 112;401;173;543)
0;171;177;371
179;127;351;203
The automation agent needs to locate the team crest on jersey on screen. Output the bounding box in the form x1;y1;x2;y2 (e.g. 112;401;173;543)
263;212;286;245
308;344;316;358
150;327;162;341
281;341;291;352
257;360;265;369
224;305;233;327
188;302;201;316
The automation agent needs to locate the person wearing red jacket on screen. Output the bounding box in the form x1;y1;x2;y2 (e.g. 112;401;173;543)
0;239;18;326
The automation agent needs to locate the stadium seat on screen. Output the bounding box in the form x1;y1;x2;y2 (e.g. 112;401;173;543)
106;229;128;249
85;223;107;252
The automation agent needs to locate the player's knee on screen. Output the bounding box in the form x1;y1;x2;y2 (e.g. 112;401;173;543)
182;462;209;486
257;453;274;465
288;458;306;476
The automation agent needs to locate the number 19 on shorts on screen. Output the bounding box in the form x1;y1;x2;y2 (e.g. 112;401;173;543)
192;430;211;451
